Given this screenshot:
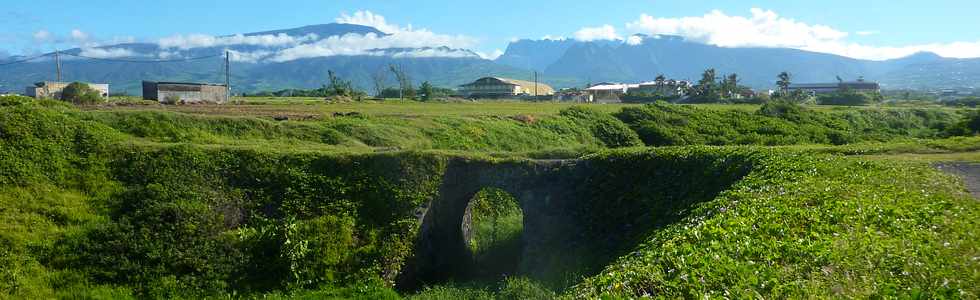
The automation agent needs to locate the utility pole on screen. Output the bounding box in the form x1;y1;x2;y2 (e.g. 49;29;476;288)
225;51;231;96
533;71;538;98
55;49;62;82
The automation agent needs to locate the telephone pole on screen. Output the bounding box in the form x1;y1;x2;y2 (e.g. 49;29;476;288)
533;71;538;98
225;51;231;95
55;49;62;82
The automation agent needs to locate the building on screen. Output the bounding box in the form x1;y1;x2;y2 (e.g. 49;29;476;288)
25;81;109;99
627;80;692;97
788;79;880;95
142;81;229;104
457;77;554;98
585;83;636;102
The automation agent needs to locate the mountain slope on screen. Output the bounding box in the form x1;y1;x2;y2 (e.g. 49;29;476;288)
498;35;980;90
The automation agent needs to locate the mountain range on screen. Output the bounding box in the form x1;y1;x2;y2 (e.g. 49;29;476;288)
1;23;977;95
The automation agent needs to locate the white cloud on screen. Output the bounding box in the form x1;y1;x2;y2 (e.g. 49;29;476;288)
269;10;478;62
70;29;90;43
157;33;318;50
623;8;980;60
626;35;644;46
476;49;505;60
391;48;479;59
626;8;846;49
33;30;51;43
79;47;136;58
574;25;621;42
855;30;879;36
336;11;399;34
227;49;273;63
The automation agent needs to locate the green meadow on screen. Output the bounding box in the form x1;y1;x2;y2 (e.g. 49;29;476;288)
1;95;978;299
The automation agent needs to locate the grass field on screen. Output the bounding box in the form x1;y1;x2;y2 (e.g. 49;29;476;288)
2;95;979;299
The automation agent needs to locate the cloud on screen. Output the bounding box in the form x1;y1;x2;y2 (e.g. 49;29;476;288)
158;33;318;50
574;25;621;42
625;8;846;49
626;35;644;46
78;47;137;58
336;11;400;34
33;30;52;43
30;29;136;50
227;49;274;63
855;30;879;36
390;48;479;59
70;29;90;43
623;8;980;60
476;49;505;60
269;10;478;62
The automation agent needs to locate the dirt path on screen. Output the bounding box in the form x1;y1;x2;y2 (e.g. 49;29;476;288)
935;162;980;200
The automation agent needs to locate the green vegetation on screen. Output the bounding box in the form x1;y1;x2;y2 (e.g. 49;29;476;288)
617;101;957;146
0;99;978;298
465;188;524;278
61;82;104;105
816;89;884;106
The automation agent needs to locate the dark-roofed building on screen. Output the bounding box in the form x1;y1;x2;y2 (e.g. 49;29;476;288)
788;79;880;95
458;77;554;98
142;81;228;104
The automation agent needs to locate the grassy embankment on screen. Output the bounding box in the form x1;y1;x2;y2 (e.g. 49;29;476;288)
1;96;978;298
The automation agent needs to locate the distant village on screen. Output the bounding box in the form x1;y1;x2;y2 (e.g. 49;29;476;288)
12;74;953;105
456;76;882;103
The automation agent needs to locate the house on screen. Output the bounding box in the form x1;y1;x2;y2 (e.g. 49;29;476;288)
788;79;880;95
142;81;229;104
627;80;692;97
25;81;109;99
458;77;554;98
586;83;636;102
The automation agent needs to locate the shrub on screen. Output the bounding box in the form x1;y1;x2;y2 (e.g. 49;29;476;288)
558;106;642;148
61;82;104;105
817;90;882;106
161;95;181;105
946;110;980;136
0;95;33;107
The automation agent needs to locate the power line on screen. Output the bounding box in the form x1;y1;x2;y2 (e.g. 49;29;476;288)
0;53;53;66
60;52;223;63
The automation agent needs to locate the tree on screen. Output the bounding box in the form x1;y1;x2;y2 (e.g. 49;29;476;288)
654;74;667;93
61;82;103;105
776;72;792;96
722;73;740;98
418;81;435;101
389;64;415;100
327;70;352;97
694;68;718;100
370;67;388;98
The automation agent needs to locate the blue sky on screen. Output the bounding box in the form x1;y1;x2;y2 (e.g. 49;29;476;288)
3;0;980;60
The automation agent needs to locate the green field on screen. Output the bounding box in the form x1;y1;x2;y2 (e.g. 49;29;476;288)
1;95;979;299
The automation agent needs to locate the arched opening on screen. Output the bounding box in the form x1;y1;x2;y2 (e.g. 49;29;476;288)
461;187;524;279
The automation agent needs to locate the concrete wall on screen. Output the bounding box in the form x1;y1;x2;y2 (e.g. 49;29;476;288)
146;82;228;104
25;82;108;99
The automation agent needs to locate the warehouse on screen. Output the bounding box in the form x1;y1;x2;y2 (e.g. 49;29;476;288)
142;81;229;104
458;77;554;98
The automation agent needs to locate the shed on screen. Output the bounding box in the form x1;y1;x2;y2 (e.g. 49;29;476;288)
143;81;229;104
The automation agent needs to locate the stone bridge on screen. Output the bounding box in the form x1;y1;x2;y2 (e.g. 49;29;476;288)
399;158;595;288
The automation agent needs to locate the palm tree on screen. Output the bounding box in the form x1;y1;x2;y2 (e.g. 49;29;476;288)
654;74;667;94
777;72;792;96
696;68;717;98
722;73;740;98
